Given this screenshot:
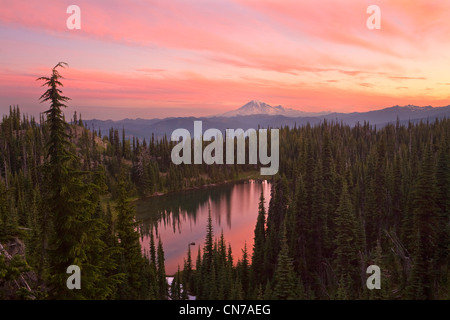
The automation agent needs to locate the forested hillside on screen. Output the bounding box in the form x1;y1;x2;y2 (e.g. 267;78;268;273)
0;63;449;300
180;117;450;300
0;64;252;299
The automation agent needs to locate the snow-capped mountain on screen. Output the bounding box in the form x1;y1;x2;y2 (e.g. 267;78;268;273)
84;103;450;141
219;100;330;117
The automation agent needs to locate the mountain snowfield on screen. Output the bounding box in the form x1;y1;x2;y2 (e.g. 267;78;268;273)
219;100;331;117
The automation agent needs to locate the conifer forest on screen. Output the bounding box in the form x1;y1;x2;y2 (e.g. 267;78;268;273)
0;63;449;300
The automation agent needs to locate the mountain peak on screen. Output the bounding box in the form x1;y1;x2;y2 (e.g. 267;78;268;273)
221;100;280;116
219;100;330;117
242;100;272;109
386;105;434;112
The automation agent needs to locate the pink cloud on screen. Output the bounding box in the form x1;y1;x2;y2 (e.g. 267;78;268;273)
389;76;426;80
136;68;166;73
1;0;450;118
0;1;397;72
2;64;445;118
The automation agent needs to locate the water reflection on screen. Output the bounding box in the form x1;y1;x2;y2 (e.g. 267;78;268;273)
136;180;272;274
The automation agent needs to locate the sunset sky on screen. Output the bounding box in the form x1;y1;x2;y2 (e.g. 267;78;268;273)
1;0;450;120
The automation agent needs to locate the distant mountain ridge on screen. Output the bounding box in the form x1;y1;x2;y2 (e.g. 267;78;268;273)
83;102;450;141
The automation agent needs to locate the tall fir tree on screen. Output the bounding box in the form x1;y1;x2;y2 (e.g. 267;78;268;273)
264;176;289;279
252;190;266;285
157;236;168;299
272;224;298;300
333;180;362;299
407;146;440;299
203;208;214;274
435;138;450;274
38;63;116;299
115;180;144;299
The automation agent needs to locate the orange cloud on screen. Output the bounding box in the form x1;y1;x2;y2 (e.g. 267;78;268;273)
1;0;450;118
2;65;442;116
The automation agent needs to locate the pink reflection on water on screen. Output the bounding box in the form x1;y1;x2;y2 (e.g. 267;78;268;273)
140;180;271;274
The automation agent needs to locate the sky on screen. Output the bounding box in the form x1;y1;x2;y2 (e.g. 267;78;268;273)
1;0;450;120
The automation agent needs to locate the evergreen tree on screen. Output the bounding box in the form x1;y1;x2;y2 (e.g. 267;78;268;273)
252;190;266;285
272;224;298;300
115;180;144;299
289;174;309;280
37;62;76;298
239;242;250;298
149;228;157;267
407;146;440;299
203;208;214;274
157;237;168;299
38;63;116;299
182;244;193;296
436;138;450;273
333;180;362;299
264;176;289;279
194;246;203;298
171;266;182;300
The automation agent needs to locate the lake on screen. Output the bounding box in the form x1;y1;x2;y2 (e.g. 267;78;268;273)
135;180;272;275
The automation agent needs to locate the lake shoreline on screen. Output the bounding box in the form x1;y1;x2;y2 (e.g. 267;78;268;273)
142;174;271;199
137;178;273;275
